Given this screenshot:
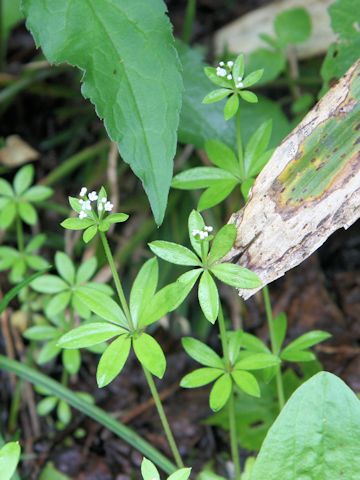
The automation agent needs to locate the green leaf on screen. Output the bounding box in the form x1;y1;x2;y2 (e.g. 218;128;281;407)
0;178;14;197
250;372;360;479
280;350;316;362
198;271;219;323
96;335;131;387
14;164;34;195
172;166;235;190
0;441;21;480
55;252;75;284
204;66;232;88
240;177;255;201
231;370;260;398
168;469;192;480
233;53;245;81
188;210;207;257
61;217;95;230
239;91;258;103
235;353;280;371
202;88;230;104
244;120;272;177
247;150;273;178
57;400;71;425
224;94;239;121
45;290;71;317
22;0;183;225
25;233;46;253
141;458;160;480
22;185;52;202
26;253;49;271
0;201;16;229
182;337;223;368
31;274;67;293
37;339;61;364
76;257;97;284
58;323;126;349
0;267;45;313
130;257;158;326
37;396;58;416
241;332;270;353
102;212;129;227
180;367;223;388
274;7;312;46
228;331;243;365
24;325;58;341
208;224;236;264
273;313;287;355
62;349;81;375
83;225;98;243
197;180;237;211
205;140;239;176
18;201;38;225
242;69;264;88
211;263;262;289
76;285;127;327
149;241;201;266
68;197;82;213
133;333;166;379
209;374;232;411
282;330;331;355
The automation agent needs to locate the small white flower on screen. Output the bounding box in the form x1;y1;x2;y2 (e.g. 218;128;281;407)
236;81;244;88
237;76;243;81
79;187;87;197
192;229;200;237
216;67;227;77
227;60;234;67
219;61;225;66
199;231;208;240
79;199;84;205
88;191;98;201
98;203;103;212
227;74;232;80
101;197;107;203
79;210;87;219
82;200;91;211
204;226;213;232
104;201;113;212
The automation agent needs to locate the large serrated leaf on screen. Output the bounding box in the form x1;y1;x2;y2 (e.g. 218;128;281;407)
22;0;183;225
250;372;360;480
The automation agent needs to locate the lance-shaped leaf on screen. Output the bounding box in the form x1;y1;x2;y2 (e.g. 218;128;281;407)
226;60;360;299
22;0;183;225
250;372;360;479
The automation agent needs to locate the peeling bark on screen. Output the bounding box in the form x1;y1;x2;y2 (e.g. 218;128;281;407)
227;60;360;299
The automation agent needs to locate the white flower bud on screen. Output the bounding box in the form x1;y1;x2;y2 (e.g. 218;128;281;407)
79;187;87;197
227;60;234;67
88;191;98;201
79;211;87;219
104;201;113;212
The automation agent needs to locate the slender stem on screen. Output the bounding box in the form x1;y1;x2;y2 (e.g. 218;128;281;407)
99;232;134;330
143;367;184;468
236;110;244;180
16;216;24;252
262;286;285;410
99;232;183;467
182;0;197;44
218;305;241;479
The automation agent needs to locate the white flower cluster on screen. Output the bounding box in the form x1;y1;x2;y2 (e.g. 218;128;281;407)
78;187;113;219
192;225;213;240
216;60;234;80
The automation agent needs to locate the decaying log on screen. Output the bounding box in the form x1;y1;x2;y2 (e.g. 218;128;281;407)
214;0;336;60
227;60;360;299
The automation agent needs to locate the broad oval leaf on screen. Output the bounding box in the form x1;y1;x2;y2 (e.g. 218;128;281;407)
22;0;183;225
182;337;223;369
0;441;21;480
250;372;360;480
96;334;131;387
180;367;223;388
58;323;126;349
76;286;127;327
211;263;262;289
133;333;166;379
209;374;232;412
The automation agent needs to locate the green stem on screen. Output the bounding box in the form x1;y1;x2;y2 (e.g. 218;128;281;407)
0;355;176;474
236;109;244;179
99;232;134;330
16;216;24;252
218;305;241;479
143;367;184;469
262;286;285;410
182;0;197;44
